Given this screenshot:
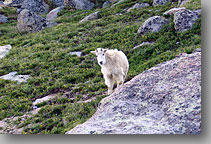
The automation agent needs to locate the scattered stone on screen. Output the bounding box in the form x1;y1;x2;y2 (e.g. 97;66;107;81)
174;9;200;32
0;72;30;83
21;0;49;14
163;7;186;15
138;16;169;35
52;0;64;6
17;9;47;33
133;42;155;49
193;48;201;53
111;0;125;8
66;52;201;134
46;6;64;21
103;1;112;8
69;51;82;57
0;14;8;23
0;45;12;59
153;0;171;6
72;0;95;10
79;11;99;23
194;9;201;15
33;94;57;106
127;3;150;12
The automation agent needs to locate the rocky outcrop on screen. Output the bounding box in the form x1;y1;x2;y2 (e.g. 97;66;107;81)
163;7;186;15
0;45;12;59
66;51;201;134
0;14;8;23
138;16;169;35
17;9;47;33
21;0;49;14
111;0;125;8
8;0;24;7
127;3;150;12
153;0;171;6
46;6;64;21
174;9;200;32
79;11;99;23
0;71;30;83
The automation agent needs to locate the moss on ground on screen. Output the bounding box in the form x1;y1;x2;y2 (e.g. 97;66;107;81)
0;0;201;134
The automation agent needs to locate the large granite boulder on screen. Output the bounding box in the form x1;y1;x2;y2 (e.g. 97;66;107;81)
8;0;24;7
17;9;47;33
66;51;201;134
174;9;200;32
138;16;169;35
21;0;49;14
153;0;171;6
64;0;94;10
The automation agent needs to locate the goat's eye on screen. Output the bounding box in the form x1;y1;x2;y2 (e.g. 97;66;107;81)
103;54;104;56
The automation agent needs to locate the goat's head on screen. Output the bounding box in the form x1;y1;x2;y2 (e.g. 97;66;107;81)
91;48;108;66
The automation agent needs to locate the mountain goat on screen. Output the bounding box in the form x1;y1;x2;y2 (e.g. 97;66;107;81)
91;48;129;95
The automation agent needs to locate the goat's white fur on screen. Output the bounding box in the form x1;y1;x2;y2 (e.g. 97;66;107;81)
91;48;129;94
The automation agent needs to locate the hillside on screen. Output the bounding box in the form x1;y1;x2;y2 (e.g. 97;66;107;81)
0;0;201;134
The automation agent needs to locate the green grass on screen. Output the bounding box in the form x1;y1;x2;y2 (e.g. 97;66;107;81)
0;0;201;134
180;0;201;10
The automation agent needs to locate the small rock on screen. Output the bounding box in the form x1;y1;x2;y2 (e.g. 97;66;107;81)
0;14;8;23
52;0;64;6
193;48;201;53
127;3;150;12
72;0;95;10
79;11;99;23
103;1;112;8
133;42;154;49
69;51;82;57
111;0;125;8
0;45;12;59
153;0;171;6
178;0;189;6
163;7;186;15
0;72;30;83
46;6;64;21
138;16;169;35
33;94;57;106
174;9;200;32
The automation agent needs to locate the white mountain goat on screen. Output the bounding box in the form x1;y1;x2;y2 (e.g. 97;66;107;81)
91;48;129;94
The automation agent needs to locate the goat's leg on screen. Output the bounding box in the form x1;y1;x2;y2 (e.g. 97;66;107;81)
116;75;124;88
104;75;114;95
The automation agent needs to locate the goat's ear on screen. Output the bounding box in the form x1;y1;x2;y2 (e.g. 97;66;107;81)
90;51;96;55
103;49;108;53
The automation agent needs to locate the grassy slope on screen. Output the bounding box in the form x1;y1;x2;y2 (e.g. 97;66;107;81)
0;0;201;134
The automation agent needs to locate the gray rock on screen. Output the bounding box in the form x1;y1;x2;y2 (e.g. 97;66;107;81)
66;52;201;134
79;11;99;23
138;16;169;35
0;72;30;83
46;6;64;21
33;94;57;105
163;7;186;15
52;0;64;6
21;0;49;14
174;9;199;32
153;0;171;6
72;0;95;10
69;51;82;57
0;14;8;23
17;9;48;33
8;0;24;7
127;3;150;12
103;1;112;8
0;45;12;59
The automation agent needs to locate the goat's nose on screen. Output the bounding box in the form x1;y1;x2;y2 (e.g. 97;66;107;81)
99;61;103;65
